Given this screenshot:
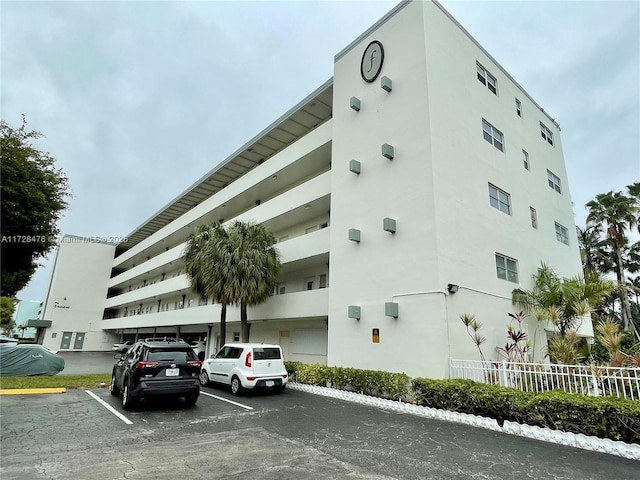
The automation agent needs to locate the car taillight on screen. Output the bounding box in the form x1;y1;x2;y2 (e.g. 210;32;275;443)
245;351;252;368
283;374;288;378
135;361;159;369
187;360;202;368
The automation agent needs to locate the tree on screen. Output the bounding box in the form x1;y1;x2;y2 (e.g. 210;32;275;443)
0;297;17;336
576;225;612;274
586;190;639;332
1;118;70;296
184;223;230;349
512;263;615;337
184;221;281;344
222;221;281;342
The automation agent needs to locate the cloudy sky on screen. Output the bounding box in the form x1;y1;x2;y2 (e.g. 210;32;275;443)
3;0;639;302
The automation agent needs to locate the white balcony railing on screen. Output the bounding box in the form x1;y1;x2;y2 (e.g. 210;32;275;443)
449;358;640;400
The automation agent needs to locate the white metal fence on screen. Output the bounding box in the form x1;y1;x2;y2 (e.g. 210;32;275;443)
449;359;640;400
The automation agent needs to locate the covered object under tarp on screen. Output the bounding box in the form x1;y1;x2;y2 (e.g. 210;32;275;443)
0;344;65;376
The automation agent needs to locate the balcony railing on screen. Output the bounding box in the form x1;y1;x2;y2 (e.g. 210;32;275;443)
449;358;640;400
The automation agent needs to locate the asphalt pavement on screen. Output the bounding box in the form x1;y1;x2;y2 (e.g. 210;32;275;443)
2;384;638;479
57;351;117;375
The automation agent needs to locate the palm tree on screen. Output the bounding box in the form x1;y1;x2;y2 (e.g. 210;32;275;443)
586;191;639;332
184;223;231;349
512;263;615;337
217;221;280;342
576;225;611;274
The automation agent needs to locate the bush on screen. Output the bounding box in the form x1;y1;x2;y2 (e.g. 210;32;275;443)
293;363;410;400
412;378;640;443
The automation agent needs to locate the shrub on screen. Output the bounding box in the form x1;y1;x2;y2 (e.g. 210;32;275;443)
412;378;640;443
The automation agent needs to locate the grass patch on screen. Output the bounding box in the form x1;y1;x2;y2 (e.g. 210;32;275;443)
0;374;111;390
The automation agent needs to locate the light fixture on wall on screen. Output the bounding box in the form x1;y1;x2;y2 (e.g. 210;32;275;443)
447;284;459;294
304;204;311;210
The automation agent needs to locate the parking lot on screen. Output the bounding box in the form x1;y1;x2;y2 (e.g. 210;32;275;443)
2;379;638;480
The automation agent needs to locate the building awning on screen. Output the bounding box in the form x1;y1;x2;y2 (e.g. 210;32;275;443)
25;319;52;328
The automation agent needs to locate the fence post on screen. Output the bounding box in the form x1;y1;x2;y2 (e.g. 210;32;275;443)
591;372;600;397
501;361;508;387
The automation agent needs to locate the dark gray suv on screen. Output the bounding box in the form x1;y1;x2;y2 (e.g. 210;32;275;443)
110;338;202;410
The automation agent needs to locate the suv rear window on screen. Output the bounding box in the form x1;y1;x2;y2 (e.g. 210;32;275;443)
253;347;281;360
146;349;195;362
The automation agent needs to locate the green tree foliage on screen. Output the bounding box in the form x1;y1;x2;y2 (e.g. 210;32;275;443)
1;118;70;296
585;185;639;335
512;263;615;337
184;222;231;347
183;221;280;343
0;297;17;335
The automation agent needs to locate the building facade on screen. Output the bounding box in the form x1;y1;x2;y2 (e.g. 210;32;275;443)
38;1;585;379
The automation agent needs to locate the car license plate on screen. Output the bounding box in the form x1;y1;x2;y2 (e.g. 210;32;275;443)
166;368;179;376
266;380;274;387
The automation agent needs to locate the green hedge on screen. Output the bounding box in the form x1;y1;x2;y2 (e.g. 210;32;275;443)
412;378;640;444
285;361;410;400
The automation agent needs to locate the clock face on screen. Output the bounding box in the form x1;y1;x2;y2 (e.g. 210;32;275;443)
360;40;384;83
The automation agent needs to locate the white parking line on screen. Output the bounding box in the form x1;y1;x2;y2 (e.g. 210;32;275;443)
85;390;133;425
200;391;253;410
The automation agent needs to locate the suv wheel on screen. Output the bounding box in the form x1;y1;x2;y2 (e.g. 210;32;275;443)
110;373;120;396
199;370;210;387
184;393;198;407
122;381;136;410
230;376;244;396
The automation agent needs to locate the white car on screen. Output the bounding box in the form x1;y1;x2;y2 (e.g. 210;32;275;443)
199;343;288;395
112;340;134;353
191;341;206;360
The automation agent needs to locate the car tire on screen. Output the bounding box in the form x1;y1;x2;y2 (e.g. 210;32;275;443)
184;393;198;407
230;376;244;396
122;381;136;410
199;370;210;387
110;373;120;396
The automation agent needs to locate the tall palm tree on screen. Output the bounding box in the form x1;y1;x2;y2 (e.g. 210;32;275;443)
576;225;611;274
184;223;231;349
217;221;281;342
586;191;639;332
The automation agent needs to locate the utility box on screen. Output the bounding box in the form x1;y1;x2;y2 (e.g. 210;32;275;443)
348;305;361;320
383;217;396;233
382;143;394;160
385;302;399;318
348;228;361;242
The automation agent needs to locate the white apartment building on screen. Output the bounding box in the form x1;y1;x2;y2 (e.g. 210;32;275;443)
37;0;585;379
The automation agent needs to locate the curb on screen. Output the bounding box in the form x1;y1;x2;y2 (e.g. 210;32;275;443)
0;388;67;395
288;383;640;461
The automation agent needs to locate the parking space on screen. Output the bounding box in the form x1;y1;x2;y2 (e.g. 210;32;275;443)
1;385;637;480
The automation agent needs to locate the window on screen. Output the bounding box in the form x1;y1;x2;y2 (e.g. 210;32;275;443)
540;122;554;146
522;150;529;170
482;119;504;151
275;284;286;295
516;98;522;117
555;222;569;245
305;277;314;290
495;253;518;283
305;225;318;234
547;170;562;194
477;62;497;94
319;274;327;289
530;207;538;229
488;184;511;214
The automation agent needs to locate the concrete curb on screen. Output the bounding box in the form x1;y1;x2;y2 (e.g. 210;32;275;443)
288;382;640;461
0;388;67;395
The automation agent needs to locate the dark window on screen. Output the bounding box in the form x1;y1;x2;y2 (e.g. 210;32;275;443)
253;348;281;360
